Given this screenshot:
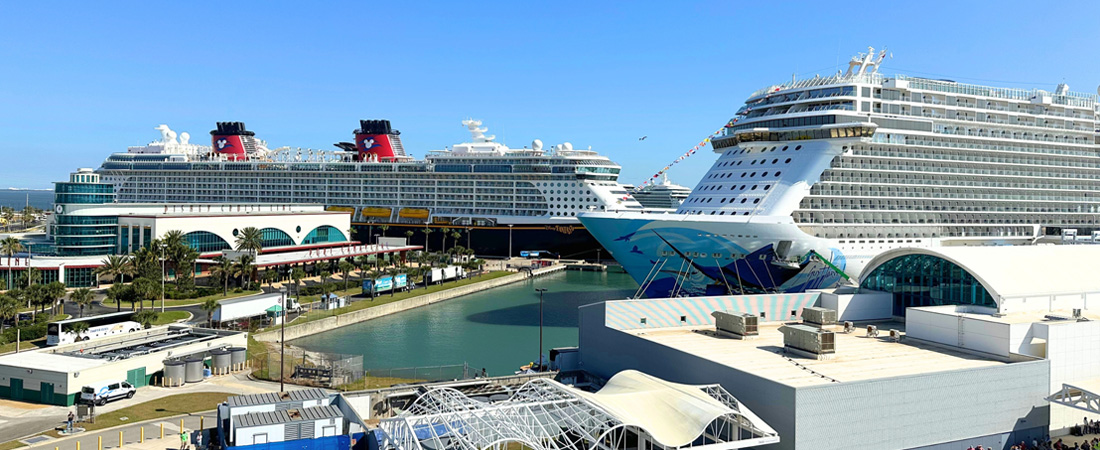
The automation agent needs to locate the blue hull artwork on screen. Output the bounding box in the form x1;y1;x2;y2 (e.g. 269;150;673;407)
581;214;848;298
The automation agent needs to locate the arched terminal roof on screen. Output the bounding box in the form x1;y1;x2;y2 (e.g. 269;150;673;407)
860;245;1100;303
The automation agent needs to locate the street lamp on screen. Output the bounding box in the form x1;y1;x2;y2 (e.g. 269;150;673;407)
159;243;167;312
535;288;547;370
279;286;287;392
508;225;514;258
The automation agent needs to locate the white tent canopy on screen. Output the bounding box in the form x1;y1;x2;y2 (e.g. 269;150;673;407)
377;370;779;450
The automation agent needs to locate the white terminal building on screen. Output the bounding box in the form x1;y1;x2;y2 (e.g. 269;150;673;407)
567;245;1100;450
0;169;419;287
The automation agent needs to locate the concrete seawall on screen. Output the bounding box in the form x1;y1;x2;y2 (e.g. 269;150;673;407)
254;265;565;343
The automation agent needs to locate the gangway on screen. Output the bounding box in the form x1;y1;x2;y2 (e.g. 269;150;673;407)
1047;384;1100;414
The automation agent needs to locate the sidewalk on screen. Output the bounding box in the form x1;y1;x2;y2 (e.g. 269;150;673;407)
24;412;215;450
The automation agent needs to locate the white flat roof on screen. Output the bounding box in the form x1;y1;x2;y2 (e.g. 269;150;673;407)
0;351;107;372
629;321;1009;388
200;244;421;268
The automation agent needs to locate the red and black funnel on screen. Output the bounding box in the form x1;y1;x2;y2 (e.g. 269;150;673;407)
210;122;254;161
354;119;400;162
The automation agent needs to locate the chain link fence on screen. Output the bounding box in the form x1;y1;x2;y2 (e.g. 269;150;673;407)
260;348;364;388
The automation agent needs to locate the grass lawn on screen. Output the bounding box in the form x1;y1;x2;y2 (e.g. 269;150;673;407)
151;310;191;325
101;289;263;308
0;441;25;450
49;392;232;435
259;271;512;332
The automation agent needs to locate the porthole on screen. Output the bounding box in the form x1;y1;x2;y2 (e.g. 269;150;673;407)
785;158;791;163
741;173;746;178
782;146;788;151
296;226;302;233
775;171;781;176
232;229;239;236
762;172;768;177
741;199;747;203
751;185;757;190
772;159;778;164
740;185;746;190
763;185;771;190
750;172;756;177
795;145;802;150
753;199;760;204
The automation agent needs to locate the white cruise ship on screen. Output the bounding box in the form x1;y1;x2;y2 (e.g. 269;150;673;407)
628;174;692;211
581;48;1100;297
96;119;643;256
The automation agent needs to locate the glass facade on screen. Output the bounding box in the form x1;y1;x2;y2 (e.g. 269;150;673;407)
861;253;996;316
54;216;119;257
64;267;98;288
302;226;346;245
260;228;294;248
183;231;231;252
54;182;115;204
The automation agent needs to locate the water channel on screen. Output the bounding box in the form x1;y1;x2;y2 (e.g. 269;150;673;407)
291;270;638;376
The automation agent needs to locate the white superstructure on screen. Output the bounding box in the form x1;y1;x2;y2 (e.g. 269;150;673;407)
581;47;1100;297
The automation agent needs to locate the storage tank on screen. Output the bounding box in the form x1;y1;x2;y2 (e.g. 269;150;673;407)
164;360;186;387
184;357;205;383
211;349;232;375
229;347;247;371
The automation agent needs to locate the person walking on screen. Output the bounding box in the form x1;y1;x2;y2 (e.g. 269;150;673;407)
66;411;74;434
180;430;189;450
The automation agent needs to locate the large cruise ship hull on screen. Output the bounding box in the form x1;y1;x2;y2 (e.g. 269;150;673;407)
351;221;602;259
580;212;858;297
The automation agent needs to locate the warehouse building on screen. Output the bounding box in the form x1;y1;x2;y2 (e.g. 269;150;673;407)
572;245;1100;450
0;324;247;405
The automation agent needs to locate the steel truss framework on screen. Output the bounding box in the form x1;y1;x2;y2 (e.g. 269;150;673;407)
377;377;779;450
1048;384;1100;414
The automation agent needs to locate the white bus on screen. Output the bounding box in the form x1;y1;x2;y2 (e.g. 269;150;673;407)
47;312;143;346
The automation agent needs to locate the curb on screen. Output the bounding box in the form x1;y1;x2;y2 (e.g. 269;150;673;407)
20;410;216;449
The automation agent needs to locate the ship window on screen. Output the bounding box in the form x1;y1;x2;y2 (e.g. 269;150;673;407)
740;185;746;190
775;171;781;176
741;173;746;178
782;146;788;151
741;199;747;203
750;172;756;177
762;172;768;177
795;145;802;150
751;185;757;190
753;199;760;204
764;185;771;190
785;158;791;163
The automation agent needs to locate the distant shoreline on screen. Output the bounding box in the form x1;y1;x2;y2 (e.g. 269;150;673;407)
5;188;53;192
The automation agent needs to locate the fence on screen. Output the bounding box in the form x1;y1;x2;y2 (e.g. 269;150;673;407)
261;349;364;388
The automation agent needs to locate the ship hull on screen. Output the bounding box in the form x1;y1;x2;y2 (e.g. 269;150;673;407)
579;212;864;297
351;222;604;259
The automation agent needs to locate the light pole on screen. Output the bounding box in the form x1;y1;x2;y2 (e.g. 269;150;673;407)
279;286;286;392
159;243;167;312
596;249;601;264
508;225;514;258
535;288;547;370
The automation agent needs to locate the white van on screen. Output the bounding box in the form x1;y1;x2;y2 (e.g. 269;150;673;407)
80;380;136;406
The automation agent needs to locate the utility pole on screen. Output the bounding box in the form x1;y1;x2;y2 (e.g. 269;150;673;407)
279;287;286;392
160;243;167;312
535;288;547;370
508;225;514;258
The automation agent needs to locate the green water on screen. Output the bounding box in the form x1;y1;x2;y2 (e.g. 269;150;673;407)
291;270;637;376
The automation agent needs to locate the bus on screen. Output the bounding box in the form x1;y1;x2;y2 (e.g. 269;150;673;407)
519;250;555;259
47;312;143;346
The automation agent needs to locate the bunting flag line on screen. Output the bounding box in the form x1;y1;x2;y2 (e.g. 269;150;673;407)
627;121;736;194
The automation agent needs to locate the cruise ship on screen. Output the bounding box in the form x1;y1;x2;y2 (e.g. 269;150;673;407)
580;48;1100;297
627;174;692;210
97;119;643;256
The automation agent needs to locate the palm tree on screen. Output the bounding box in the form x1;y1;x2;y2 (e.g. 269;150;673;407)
201;297;219;328
105;283;129;312
0;293;17;330
379;224;390;237
2;236;23;290
161;230;185;281
262;270;277;287
96;254;132;286
338;260;354;292
69;288;94;318
236;254;256;289
21;205;36;229
210;256;233;296
69;321;90;341
132;310;159;328
319;271;331;291
290;268;306;296
45;281;66;315
131;277;160;311
1;208;14;232
440;227;451;253
404;230;414;243
235;227;264;256
421;227;433;252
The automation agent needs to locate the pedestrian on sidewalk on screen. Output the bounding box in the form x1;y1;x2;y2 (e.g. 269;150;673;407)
180;430;189;450
66;410;74;434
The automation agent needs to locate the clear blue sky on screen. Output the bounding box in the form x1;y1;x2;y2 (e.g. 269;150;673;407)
2;1;1098;189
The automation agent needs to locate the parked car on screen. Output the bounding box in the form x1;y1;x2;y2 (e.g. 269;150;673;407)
80;380;136;406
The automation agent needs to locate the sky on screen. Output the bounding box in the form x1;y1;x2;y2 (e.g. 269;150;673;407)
1;1;1098;189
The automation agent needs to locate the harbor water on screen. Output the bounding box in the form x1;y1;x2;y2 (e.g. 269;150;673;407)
0;190;53;210
291;270;638;376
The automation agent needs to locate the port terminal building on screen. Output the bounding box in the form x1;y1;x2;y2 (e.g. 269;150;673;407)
0;324;247;406
0;169;420;287
570;245;1100;450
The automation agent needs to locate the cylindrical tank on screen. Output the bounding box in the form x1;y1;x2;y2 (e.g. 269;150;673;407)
164;360;186;387
229;347;247;370
211;349;232;375
184;357;205;383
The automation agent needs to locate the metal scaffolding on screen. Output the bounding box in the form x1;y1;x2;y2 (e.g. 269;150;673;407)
377;374;779;450
1048;384;1100;414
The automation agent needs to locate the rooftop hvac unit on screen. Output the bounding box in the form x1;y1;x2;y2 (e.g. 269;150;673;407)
711;311;758;337
801;307;838;327
780;324;836;356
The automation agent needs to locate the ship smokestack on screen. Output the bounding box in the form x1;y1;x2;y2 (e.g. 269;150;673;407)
210;122;255;161
354;119;404;162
